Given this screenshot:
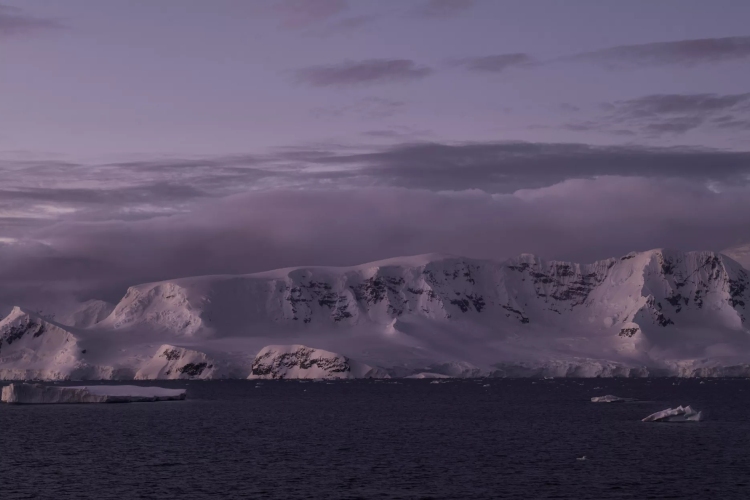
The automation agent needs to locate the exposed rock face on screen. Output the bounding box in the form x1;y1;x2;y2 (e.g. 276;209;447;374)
135;344;220;380
248;345;387;380
100;250;749;340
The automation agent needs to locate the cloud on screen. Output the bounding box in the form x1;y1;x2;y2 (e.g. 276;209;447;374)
450;36;750;79
3;142;750;237
0;4;60;37
361;127;434;140
571;35;750;68
3;141;750;311
3;177;750;314
295;59;433;86
451;53;535;73
560;93;750;136
559;103;581;113
309;14;377;36
714;116;750;130
413;0;476;19
614;93;750;118
272;0;348;29
311;97;406;119
309;141;750;192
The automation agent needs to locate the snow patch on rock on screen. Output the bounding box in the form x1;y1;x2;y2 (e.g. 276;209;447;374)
248;345;387;379
642;405;703;422
135;344;220;380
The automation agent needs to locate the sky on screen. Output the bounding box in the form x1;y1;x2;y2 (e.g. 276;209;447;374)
1;0;750;311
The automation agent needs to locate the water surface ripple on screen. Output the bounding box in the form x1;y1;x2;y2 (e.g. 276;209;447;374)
1;378;749;499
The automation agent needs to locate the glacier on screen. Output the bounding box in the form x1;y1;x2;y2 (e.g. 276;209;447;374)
1;383;186;404
0;248;749;380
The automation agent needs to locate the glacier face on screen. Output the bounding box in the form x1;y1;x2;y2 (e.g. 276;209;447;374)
1;248;749;379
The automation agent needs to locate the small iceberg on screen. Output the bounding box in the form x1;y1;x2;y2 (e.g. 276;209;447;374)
642;405;703;423
591;395;635;403
1;383;186;404
405;372;451;379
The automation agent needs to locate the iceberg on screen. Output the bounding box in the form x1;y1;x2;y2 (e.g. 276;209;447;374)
642;405;703;422
405;372;452;379
591;395;635;403
1;383;186;404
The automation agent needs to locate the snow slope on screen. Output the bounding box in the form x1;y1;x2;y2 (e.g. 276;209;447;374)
1;249;749;379
0;307;85;380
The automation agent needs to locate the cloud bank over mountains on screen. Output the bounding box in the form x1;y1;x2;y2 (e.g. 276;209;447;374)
1;1;749;315
2;140;750;313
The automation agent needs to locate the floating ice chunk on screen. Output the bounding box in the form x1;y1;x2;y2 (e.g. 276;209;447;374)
591;395;635;403
405;372;451;379
642;405;703;422
1;383;186;404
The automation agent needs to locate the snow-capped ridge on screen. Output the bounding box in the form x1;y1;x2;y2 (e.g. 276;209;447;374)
2;248;750;380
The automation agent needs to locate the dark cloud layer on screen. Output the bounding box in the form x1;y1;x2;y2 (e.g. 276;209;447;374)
3;178;750;313
3;142;750;231
615;93;750;118
3;141;750;313
0;4;60;37
314;141;750;191
296;59;433;86
572;36;750;68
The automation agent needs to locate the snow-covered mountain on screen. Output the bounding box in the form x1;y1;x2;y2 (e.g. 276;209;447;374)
0;307;85;380
723;243;750;271
1;249;749;379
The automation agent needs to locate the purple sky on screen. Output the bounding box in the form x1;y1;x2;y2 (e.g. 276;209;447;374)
1;0;750;311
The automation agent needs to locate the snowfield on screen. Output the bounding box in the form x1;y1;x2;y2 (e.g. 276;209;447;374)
0;249;749;380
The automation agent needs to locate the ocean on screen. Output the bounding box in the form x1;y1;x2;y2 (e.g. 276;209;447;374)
1;378;749;499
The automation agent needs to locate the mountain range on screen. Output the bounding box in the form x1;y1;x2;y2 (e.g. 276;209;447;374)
1;249;748;379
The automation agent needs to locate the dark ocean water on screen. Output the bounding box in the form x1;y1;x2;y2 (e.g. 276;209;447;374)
1;378;750;499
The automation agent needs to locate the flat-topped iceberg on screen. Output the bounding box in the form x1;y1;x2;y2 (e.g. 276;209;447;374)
1;383;186;404
591;395;635;403
642;405;703;422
